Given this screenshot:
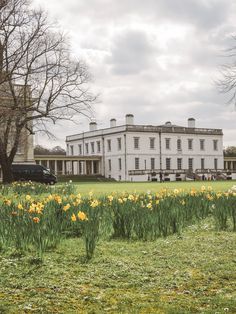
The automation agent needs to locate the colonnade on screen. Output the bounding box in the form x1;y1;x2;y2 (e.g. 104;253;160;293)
35;157;101;176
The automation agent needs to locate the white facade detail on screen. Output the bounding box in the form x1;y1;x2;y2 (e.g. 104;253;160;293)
66;115;224;181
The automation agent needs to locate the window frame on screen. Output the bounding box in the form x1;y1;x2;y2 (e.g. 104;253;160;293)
134;137;140;150
150;137;155;149
165;138;171;150
166;158;171;170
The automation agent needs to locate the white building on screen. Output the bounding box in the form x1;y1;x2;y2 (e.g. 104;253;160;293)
66;114;224;181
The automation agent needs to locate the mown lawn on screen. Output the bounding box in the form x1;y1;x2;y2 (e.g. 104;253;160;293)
0;221;235;313
73;180;236;195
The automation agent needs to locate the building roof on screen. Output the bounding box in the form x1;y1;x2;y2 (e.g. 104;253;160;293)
66;124;223;142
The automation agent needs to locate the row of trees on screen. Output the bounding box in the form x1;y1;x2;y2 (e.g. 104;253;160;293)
0;0;94;183
34;145;66;155
224;146;236;157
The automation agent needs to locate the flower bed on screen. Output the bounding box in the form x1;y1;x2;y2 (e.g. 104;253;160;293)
0;183;235;260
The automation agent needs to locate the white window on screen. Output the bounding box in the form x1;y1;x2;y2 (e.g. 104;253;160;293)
165;138;170;149
91;142;95;153
117;138;122;150
107;139;111;152
97;141;101;153
213;140;218;151
188;158;193;170
151;158;155;170
177;139;181;150
166;158;171;170
85;143;89;154
188;139;193;150
78;144;82;155
177;158;182;170
118;158;122;170
150;137;155;149
70;145;74;156
201;158;205;170
200;139;205;151
135;158;139;170
134;137;140;149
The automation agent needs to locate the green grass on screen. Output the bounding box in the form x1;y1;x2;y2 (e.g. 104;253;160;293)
0;221;235;313
72;180;236;195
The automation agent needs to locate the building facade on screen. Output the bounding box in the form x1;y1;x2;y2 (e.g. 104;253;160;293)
66;114;224;181
0;79;34;180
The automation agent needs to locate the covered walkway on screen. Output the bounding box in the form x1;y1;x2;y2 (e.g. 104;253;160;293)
34;155;102;176
224;157;236;171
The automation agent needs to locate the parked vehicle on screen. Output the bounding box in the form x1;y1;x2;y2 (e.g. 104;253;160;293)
12;164;57;184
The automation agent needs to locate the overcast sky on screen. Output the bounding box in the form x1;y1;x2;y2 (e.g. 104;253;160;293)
32;0;236;149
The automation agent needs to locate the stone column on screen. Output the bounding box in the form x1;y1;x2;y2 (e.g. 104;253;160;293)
72;161;74;175
55;160;58;175
62;160;65;175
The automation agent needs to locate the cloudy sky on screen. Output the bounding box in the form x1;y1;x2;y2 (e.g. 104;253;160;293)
32;0;236;149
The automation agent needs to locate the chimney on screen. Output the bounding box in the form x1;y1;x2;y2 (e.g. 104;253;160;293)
110;118;116;128
89;121;97;131
125;114;134;125
188;118;195;128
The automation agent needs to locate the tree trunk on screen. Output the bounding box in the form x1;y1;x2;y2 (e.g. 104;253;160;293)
0;159;14;184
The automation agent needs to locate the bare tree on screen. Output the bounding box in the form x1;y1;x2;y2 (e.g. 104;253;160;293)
0;0;95;183
217;37;236;107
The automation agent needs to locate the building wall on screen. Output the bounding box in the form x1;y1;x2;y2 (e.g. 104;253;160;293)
0;80;34;180
13;128;34;163
66;116;224;181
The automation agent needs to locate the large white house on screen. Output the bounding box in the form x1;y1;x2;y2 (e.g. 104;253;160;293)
66;114;224;181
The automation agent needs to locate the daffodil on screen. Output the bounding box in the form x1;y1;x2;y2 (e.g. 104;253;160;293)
146;202;152;210
107;195;114;202
25;195;31;201
78;211;88;221
4;199;11;206
201;186;206;192
54;195;62;204
128;194;135;201
90;199;99;208
71;213;77;222
32;217;40;223
17;203;23;210
63;203;71;211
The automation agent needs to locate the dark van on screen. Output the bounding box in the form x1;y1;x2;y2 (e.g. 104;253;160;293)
12;164;57;184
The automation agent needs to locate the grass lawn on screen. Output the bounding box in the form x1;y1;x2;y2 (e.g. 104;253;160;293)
71;180;236;195
0;221;235;313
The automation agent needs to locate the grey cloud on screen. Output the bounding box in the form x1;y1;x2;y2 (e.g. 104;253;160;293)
155;0;231;29
52;0;233;30
32;0;236;148
106;30;158;75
